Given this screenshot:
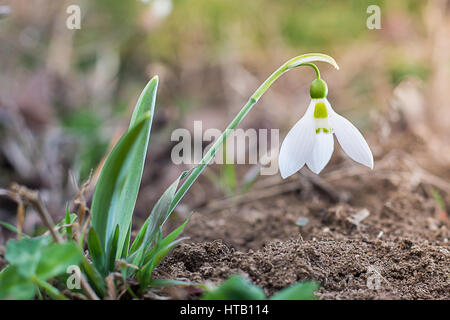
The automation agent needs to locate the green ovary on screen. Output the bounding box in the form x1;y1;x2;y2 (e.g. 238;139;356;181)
314;102;328;119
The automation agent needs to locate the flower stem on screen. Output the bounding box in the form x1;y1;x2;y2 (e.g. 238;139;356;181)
169;53;338;214
299;63;321;79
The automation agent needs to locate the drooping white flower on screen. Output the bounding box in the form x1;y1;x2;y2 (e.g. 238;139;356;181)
279;79;373;178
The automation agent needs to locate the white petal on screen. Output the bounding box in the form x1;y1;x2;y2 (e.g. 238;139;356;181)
330;112;373;169
306;132;334;174
279;112;315;179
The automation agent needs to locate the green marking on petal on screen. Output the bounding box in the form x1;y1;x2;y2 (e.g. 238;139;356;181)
315;128;321;134
314;102;328;119
323;128;329;133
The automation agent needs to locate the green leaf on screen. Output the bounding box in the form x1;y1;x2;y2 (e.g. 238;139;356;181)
147;237;188;268
106;224;120;272
35;242;82;280
137;259;154;290
220;142;237;195
5;237;49;277
128;219;149;255
64;205;74;239
54;209;77;238
126;247;145;276
0;265;36;300
0;221;29;238
57;212;77;228
79;254;107;298
90;114;148;257
87;227;105;275
121;224;132;258
144;215;191;264
31;276;67;300
202;275;266;300
90;76;158;269
130;170;189;267
143;175;183;250
270;281;319;300
2;238;82;300
137;229;164;289
119;262;138;299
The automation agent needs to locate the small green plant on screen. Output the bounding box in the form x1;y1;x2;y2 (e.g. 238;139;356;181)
206;142;249;197
0;237;81;300
202;275;319;300
0;53;337;299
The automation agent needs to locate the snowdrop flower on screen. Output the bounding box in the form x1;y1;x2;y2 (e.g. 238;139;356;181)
279;78;373;178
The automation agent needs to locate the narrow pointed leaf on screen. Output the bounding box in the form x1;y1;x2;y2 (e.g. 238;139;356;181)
131;169;190;268
147;237;188;267
87;227;105;274
106;225;120;271
0;222;29;238
129;76;159;129
79;254;107;297
144;216;191;264
129;219;149;255
137;229;164;289
64;205;73;239
121;224;132;258
144;176;183;249
90;76;158;268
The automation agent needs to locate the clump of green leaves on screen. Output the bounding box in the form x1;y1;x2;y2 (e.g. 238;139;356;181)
0;76;190;299
202;275;319;300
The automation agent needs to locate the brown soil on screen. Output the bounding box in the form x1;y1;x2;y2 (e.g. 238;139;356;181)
156;130;450;300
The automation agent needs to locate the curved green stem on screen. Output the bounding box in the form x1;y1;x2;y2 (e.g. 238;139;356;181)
169;53;339;214
299;63;320;79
